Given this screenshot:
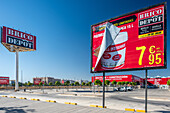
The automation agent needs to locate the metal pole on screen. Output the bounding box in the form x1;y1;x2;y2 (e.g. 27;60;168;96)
15;51;19;91
103;72;105;108
145;69;148;113
93;74;95;94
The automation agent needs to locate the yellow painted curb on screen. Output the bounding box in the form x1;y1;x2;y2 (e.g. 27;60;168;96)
1;95;7;97
10;96;16;98
98;106;107;108
19;97;27;99
65;102;70;104
71;103;77;105
46;100;50;102
136;109;145;112
31;98;40;101
50;100;56;103
90;105;98;107
125;108;135;112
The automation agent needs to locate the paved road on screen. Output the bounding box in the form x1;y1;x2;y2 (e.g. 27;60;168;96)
0;88;170;113
0;97;125;113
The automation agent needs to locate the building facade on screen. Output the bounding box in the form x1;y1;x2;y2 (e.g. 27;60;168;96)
33;77;61;85
92;75;170;87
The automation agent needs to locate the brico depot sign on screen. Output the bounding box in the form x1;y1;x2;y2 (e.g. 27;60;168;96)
1;26;36;52
91;2;167;73
0;77;9;85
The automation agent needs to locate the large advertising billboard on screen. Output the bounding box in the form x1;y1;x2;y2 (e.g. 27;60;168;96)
91;2;167;73
1;26;36;52
0;77;9;85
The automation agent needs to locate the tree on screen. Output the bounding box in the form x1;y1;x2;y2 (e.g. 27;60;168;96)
132;82;136;86
55;81;61;86
19;83;22;87
125;81;129;85
23;82;27;86
111;81;117;86
121;81;125;85
65;81;70;86
94;80;102;86
39;82;43;86
88;82;92;86
105;80;110;86
74;81;80;86
85;83;89;86
27;81;33;87
117;81;121;86
71;83;74;86
81;82;85;86
49;82;53;86
129;82;132;85
167;79;170;86
44;82;47;86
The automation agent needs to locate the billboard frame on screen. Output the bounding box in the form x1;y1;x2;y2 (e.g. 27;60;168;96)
90;2;167;73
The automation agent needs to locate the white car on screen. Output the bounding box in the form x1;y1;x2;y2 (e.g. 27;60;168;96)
127;86;133;91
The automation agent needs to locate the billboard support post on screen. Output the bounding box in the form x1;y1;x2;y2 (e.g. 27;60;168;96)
145;69;148;113
103;72;105;108
93;74;95;94
15;51;19;91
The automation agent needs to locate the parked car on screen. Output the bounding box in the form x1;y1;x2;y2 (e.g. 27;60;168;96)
114;87;120;91
120;87;127;92
147;85;157;89
127;86;133;91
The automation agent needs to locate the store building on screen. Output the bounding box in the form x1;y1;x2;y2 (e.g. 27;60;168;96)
92;75;143;85
33;77;61;85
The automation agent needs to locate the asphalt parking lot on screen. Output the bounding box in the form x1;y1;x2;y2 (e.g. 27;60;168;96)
0;88;170;113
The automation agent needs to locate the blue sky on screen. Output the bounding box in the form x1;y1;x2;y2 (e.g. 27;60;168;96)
0;0;169;83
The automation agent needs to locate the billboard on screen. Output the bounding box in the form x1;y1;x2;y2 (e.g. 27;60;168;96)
33;78;41;85
0;77;9;85
91;2;167;73
1;26;36;52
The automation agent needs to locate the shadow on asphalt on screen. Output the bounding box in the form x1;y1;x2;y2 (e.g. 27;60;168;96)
0;106;35;113
155;111;170;113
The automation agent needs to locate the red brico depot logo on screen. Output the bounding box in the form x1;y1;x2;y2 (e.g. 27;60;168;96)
1;26;36;51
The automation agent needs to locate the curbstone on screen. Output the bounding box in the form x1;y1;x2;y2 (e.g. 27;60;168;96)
125;108;135;112
31;98;40;101
98;106;107;108
136;109;145;112
90;105;98;107
19;97;27;99
50;100;56;103
71;103;77;105
1;95;7;97
65;102;71;104
10;96;16;98
46;100;50;102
